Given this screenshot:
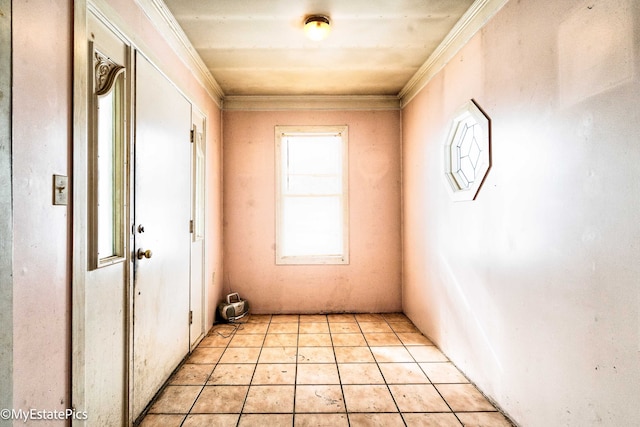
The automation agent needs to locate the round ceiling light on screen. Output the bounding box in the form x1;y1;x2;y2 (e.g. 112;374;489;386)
304;15;331;41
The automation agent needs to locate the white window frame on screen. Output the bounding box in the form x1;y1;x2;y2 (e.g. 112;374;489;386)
89;45;127;269
275;125;349;265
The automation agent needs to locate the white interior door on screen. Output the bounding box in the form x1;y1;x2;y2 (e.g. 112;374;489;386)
190;111;206;349
132;52;192;420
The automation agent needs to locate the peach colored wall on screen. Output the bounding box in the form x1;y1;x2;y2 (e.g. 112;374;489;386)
402;0;640;425
223;110;401;314
10;0;223;422
205;108;223;329
12;0;72;416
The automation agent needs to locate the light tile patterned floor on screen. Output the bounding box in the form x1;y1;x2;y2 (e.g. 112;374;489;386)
139;313;514;426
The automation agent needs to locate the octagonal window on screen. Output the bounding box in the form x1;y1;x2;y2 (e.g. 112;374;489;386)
444;100;490;201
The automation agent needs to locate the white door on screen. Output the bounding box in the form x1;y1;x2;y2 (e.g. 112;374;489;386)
132;53;192;420
189;111;206;349
81;13;130;426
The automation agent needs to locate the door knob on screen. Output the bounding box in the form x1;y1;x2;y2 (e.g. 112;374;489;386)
137;248;153;260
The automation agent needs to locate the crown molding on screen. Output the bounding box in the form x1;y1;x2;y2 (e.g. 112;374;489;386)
399;0;509;108
108;0;507;111
134;0;224;106
223;95;401;111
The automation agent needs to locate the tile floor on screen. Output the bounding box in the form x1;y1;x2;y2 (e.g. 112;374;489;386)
139;313;514;427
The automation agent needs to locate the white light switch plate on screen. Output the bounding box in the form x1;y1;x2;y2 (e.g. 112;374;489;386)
53;174;68;205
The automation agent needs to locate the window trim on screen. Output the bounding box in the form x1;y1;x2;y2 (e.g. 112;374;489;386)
88;45;127;269
275;125;349;265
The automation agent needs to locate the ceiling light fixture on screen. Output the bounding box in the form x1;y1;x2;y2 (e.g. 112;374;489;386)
304;15;331;41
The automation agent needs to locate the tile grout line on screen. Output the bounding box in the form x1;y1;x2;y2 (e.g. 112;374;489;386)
292;316;300;426
180;322;241;426
376;316;409;427
236;315;271;426
389;315;463;426
328;314;351;426
395;319;466;426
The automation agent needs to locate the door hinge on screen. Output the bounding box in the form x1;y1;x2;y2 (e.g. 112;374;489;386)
190;129;195;143
190;219;194;233
189;310;193;325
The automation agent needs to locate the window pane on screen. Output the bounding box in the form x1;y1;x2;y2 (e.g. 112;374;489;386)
286;135;342;175
97;88;116;258
281;196;342;257
95;71;124;262
286;175;342;195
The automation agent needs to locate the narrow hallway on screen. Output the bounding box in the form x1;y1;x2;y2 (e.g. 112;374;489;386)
139;313;513;426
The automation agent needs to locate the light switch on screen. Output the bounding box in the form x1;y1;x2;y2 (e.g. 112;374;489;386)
53;174;68;205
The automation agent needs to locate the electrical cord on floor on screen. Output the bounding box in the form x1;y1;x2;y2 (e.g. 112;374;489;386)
209;320;248;338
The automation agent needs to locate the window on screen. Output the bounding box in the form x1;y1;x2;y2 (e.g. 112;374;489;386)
444;100;490;201
90;47;127;268
275;126;349;265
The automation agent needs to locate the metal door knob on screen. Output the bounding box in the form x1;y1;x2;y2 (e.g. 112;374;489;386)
137;248;153;260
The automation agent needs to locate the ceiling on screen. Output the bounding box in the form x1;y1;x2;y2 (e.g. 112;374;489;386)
162;0;476;97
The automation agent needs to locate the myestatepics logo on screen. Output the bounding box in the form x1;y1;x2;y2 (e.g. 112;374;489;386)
0;408;88;422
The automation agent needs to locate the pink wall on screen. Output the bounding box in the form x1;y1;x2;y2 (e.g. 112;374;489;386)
223;109;402;314
12;0;72;414
11;0;223;421
402;0;640;425
205;108;223;328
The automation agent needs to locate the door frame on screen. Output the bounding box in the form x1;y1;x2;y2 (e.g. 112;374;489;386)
190;109;207;350
0;0;13;416
71;0;90;420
